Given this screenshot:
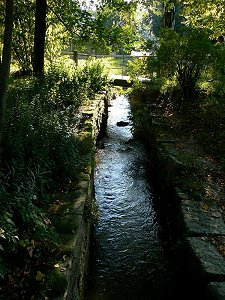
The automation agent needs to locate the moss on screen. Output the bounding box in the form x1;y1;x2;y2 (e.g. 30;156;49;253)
80;131;94;154
58;214;79;233
79;173;90;181
45;269;68;298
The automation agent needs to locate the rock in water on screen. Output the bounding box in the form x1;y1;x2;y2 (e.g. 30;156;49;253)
116;121;129;127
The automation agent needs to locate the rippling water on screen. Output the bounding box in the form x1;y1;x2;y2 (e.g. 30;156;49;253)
86;95;174;300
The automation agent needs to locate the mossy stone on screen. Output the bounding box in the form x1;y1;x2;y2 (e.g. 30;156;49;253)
45;269;68;298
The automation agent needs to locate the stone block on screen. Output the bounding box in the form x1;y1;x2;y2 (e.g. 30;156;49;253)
206;282;225;300
186;237;225;281
72;195;86;215
181;200;225;236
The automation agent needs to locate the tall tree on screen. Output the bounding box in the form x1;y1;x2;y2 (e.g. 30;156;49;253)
0;0;14;142
92;0;139;52
163;0;176;28
33;0;47;76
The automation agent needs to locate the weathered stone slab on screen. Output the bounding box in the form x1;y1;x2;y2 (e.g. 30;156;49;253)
157;139;177;144
72;195;86;215
206;282;225;300
181;200;225;236
186;237;225;281
78;180;89;192
166;154;186;173
174;188;189;200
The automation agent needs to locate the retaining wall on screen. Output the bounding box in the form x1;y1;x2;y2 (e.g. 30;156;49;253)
142;112;225;300
45;91;110;300
65;92;110;300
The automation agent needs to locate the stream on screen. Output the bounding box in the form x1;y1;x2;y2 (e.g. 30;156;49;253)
85;94;192;300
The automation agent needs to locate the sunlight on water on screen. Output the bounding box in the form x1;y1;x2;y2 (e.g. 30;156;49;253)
86;94;173;300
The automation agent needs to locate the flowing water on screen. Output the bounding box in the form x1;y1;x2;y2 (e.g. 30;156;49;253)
86;94;178;300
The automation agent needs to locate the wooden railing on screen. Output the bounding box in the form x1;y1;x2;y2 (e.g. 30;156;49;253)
61;50;149;77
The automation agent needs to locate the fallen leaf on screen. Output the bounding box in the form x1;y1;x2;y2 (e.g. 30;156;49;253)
28;249;33;257
36;271;45;281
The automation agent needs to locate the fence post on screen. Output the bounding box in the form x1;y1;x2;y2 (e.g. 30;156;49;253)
73;50;78;67
122;51;125;78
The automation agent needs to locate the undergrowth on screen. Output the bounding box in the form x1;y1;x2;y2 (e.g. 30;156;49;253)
0;58;108;296
129;77;225;203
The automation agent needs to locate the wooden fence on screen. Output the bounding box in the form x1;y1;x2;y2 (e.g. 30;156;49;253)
61;50;148;76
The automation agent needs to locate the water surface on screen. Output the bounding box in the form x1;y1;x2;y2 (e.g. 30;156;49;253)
86;95;174;300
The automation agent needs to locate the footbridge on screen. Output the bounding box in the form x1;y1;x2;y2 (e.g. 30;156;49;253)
110;74;150;87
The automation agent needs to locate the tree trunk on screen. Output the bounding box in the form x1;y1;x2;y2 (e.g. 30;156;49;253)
33;0;47;77
163;2;175;29
163;6;172;28
0;0;14;143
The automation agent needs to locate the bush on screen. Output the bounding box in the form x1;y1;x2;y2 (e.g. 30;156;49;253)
78;58;109;96
0;59;108;281
147;28;225;105
127;57;148;81
129;83;161;137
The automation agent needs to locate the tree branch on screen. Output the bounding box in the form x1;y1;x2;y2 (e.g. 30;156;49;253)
47;5;80;38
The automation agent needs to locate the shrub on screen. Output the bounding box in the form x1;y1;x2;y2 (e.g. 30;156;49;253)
129;83;161;137
147;28;225;105
0;59;108;281
127;57;148;81
78;57;109;97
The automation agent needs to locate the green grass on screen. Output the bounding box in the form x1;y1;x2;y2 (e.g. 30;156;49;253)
78;56;134;76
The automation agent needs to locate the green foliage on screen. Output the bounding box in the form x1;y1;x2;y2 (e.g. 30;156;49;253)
147;28;225;105
181;0;225;36
129;83;161;137
2;0;95;73
45;269;68;297
0;0;141;73
0;60;108;281
128;57;148;80
45;24;70;65
91;1;139;52
12;0;35;74
80;58;109;94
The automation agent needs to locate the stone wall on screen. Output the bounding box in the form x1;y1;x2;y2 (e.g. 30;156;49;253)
142;113;225;299
64;91;110;300
44;91;110;300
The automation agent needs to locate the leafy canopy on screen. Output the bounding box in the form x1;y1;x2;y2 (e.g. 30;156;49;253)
147;27;225;102
180;0;225;37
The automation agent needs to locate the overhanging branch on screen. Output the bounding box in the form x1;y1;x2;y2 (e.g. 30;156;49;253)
47;5;80;38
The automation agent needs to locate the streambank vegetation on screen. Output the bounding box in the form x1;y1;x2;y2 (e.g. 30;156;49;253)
1;0;225;298
129;26;225;260
0;59;108;298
